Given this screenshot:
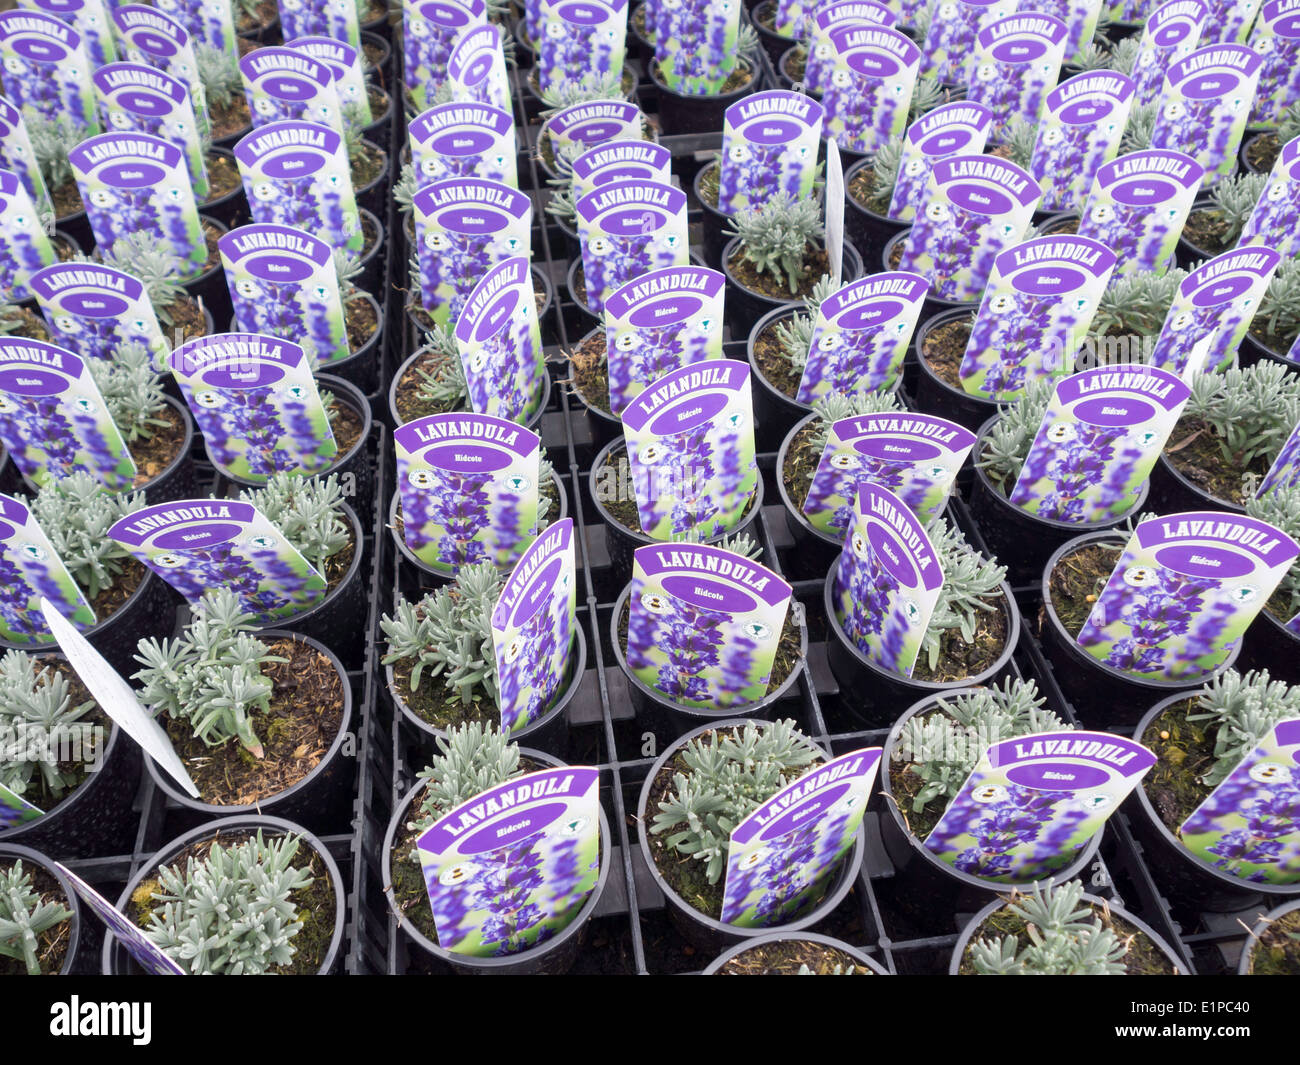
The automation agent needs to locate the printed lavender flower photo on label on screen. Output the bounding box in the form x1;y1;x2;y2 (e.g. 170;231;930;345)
718;91;824;215
821;25;920;156
575;179;688;315
408;103;518;190
887;101;995;222
803;0;897;94
28;262;168;367
653;0;742;95
965;13;1068;141
1029;71;1134;213
403;0;488;111
111;5;210;141
1129;0;1208;108
537;0;627;94
0;491;97;644
0;9;98;134
0;169;55;303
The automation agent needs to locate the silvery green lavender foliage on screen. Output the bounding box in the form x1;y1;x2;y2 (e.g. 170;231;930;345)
0;650;97;801
27;115;75;199
1245;486;1300;625
1086;266;1187;354
394;160;418;219
30;472;144;602
1253;258;1300;352
727;191;825;295
237;472;350;575
1182;363;1300;494
98;230;187;329
86;342;170;444
771;275;838;378
0;861;72;974
1196;172;1269;249
411;319;470;412
650;719;821;884
1119;102;1157;153
969;880;1128;975
806;389;908;456
142;831;313;975
920;521;1008;672
132;588;285;758
977;377;1055;494
1186;669;1300;787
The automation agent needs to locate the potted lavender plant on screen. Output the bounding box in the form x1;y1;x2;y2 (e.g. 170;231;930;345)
1242;259;1300;368
28;116;89;250
197;43;254;150
1238;899;1300;974
703;931;890;974
1242;103;1300;175
0;846;78;975
1239;486;1300;683
1176;171;1266;264
648;11;762;136
98;230;215;346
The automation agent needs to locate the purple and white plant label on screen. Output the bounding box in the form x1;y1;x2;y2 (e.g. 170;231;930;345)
1030;71;1135;213
454;256;547;425
109;497;328;619
285;37;371;126
152;0;237;55
408;103;517;189
491;518;577;733
167;332;337;482
1180;718;1300;883
537;0;627;94
898;153;1041;303
1105;0;1157;22
235;120;361;253
1249;0;1300;125
416;766;600;957
720;748;880;926
0;782;44;826
919;0;1014;85
393;412;541;574
0;10;97;133
219;223;346;368
403;0;488;111
68;132;206;276
887;101;994;222
621;359;758;540
543;99;642;164
822;25;920;155
797;271;928;403
603;265;725;417
29;262;168;367
1009;365;1191;523
803;410;974;532
569;140;673;205
804;0;896;94
967;13;1067;140
1257;420;1300;496
1239;136;1300;258
446;22;511;114
1150;43;1262;185
574;179;688;315
0;168;55;302
1201;0;1262;43
55;862;186;975
628;541;792;707
0;97;49;216
1150;246;1282;378
110;6;208;140
924;730;1156;882
959;235;1116;400
278;0;361;49
0;491;96;643
1016;0;1102;61
240;46;344;137
654;0;742;96
833;482;944;677
1131;0;1207;107
1077;511;1300;678
93;62;208;201
718;91;824;214
1077;149;1203;277
412;177;532;329
0;337;136;489
18;0;116;67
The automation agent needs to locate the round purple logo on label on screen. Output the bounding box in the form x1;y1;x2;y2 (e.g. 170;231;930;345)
118;90;172;117
648;390;729;435
627;294;702;328
61;292;130;317
472;287;520;343
511;556;563;628
245;254;316;283
129;30;178;58
201;363;286;388
920;129;974;155
0;368;68;397
602;206;667;235
1111;176;1176;205
946;181;1013;215
423;442;514;475
1011;264;1086;296
990;37;1048;63
1073;396;1156;427
1005;762;1112;790
264;75;315;101
1060;98;1114;124
458;800;569;853
436;205;508;235
98;161;168;188
12;38;65;62
558;1;608;24
757;781;853;842
846;50;900;78
429;128;494;156
1152;19;1194;46
661;574;758;613
856;437;942;461
744;117;802;145
1190;273;1252;306
260;150;326;179
153;522;243;550
1153;543;1255;579
867;521;917;586
1182;71;1239;98
838;298;904;329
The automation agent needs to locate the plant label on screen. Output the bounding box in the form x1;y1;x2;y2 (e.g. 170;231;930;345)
537;0;627;94
279;0;361;49
1238;126;1300;259
628;541;792;708
393;412;541;574
887;100;994;222
959;235;1116;400
411;177;532;330
447;23;511;114
620;358;758;539
285;37;372;126
654;0;742;95
492;518;577;732
240;47;345;138
29;262;168;369
0;168;55;303
804;410;974;532
925;729;1156;881
454;256;547;424
1018;0;1103;60
543;99;642;165
408;103;517;189
1150;246;1282;378
1180;717;1300;883
1257;420;1300;496
1010;365;1191;522
603;265;725;417
54;862;187;974
1077;148;1203;276
898;153;1041;303
18;0;117;67
152;0;237;55
109;6;208;141
1030;71;1135;213
108;497;328;619
0;10;97;133
574;179;688;315
0;782;43;826
1248;0;1300;125
167;332;337;481
805;0;896;94
967;13;1067;140
1077;511;1300;678
1200;0;1261;41
235;120;361;252
0;493;95;643
720;748;881;925
0;98;50;217
718;90;824;215
919;0;1014;85
1105;0;1155;23
93;62;209;201
827;141;844;288
570;140;673;206
68;132;206;278
403;0;488;111
416;766;601;957
822;25;920;155
1149;43;1262;185
0;337;136;489
1130;0;1207;107
797;271;929;402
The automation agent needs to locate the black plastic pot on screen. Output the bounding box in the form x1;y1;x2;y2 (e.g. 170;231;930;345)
750;1;796;66
1175;196;1228;269
1237;898;1300;974
948;889;1186;973
608;581;808;743
182;215;232;326
54;195;91;252
1038;532;1244;729
588;437;767;586
362;87;395;145
407;262;555;352
387;347;553;434
567;327;623;448
776;45;804;92
0;449;18;495
1148;451;1244;516
877;690;1104;937
627;1;655;61
197;148;247;229
361;29;392;76
1238;605;1300;684
693;158;732;272
702;929;890;974
355;207;386;295
236;6;281;42
381;761;612;974
210;110;253;152
648;55;762;136
136;395;198;505
968;414;1151;587
823;568;1021;729
351;140;390;219
1131;693;1300;915
1238;328;1298;371
361;3;391;41
911;306;996;431
1240;130;1279;177
746;304;814;453
636;718;865;955
844;155;907;267
565;257;603;332
721;234;864;340
0;843;83;974
102;814;346;974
